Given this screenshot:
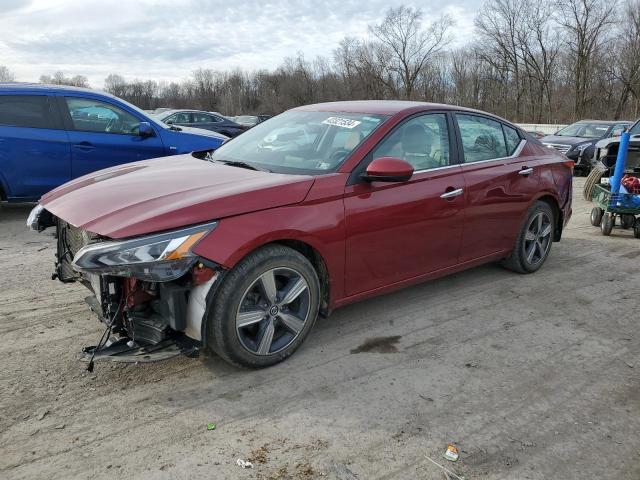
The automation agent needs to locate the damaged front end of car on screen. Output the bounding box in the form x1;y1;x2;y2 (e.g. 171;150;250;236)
28;207;223;369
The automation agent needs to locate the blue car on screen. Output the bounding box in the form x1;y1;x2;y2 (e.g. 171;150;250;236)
0;84;227;202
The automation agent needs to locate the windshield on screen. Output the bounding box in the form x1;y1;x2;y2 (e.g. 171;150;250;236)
629;120;640;136
555;122;611;138
209;111;387;174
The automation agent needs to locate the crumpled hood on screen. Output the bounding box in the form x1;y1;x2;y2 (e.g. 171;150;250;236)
41;155;314;238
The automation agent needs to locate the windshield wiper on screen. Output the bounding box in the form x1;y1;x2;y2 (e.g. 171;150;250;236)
214;159;271;172
169;125;182;131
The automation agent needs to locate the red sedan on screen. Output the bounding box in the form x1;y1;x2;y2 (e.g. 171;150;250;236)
29;101;573;368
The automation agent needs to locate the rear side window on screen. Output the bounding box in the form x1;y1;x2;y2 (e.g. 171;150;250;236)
193;113;220;123
503;124;521;155
456;114;508;163
0;95;57;129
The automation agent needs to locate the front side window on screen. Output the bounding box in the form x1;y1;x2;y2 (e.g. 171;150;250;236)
457;114;508;163
65;97;141;135
208;111;386;174
165;112;191;124
0;95;56;129
372;113;450;170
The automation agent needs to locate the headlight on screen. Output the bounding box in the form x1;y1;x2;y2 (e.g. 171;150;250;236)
72;222;217;282
27;204;44;231
574;143;591;154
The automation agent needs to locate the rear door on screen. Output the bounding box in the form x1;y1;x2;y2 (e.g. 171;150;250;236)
454;113;541;262
58;96;166;177
344;112;466;296
0;93;70;200
191;112;223;132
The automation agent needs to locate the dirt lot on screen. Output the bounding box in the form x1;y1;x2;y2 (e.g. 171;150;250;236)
1;177;639;480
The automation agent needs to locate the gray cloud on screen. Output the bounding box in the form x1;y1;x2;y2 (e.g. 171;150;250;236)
0;0;483;87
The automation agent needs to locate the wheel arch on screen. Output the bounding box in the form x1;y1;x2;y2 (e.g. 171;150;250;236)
199;238;332;351
535;194;562;241
268;239;331;317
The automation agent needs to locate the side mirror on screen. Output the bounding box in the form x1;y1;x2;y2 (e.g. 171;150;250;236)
138;122;155;137
361;157;414;183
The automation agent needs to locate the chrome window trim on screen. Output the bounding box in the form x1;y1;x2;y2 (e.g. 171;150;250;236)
412;139;527;174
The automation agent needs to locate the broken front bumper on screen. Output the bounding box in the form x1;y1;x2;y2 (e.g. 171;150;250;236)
31;208;223;367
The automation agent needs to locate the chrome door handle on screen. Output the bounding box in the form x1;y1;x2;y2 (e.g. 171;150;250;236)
440;188;464;199
519;167;534;176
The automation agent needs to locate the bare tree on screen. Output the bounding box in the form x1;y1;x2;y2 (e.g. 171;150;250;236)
558;0;618;117
21;1;638;123
610;0;640;118
0;65;15;82
370;6;453;99
40;71;89;87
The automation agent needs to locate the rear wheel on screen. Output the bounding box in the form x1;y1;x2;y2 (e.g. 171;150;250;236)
501;201;554;274
206;245;320;368
601;212;614;236
590;207;603;227
634;225;640;239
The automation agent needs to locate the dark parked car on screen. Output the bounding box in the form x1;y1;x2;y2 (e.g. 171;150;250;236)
541;120;631;175
234;115;271;128
30;101;572;369
155;109;246;137
0;84;226;202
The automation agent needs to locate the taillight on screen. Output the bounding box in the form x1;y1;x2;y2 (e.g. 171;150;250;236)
563;159;574;173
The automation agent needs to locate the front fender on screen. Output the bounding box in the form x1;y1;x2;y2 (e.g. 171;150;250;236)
192;199;347;304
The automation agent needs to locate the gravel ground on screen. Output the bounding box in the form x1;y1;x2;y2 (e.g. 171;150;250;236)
1;177;639;480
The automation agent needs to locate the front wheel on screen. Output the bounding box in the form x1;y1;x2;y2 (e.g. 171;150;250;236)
206;245;320;368
501;201;554;274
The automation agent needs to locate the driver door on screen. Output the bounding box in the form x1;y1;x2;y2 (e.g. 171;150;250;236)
58;96;166;178
343;113;466;296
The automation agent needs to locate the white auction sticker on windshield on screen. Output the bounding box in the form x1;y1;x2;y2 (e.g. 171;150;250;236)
322;117;361;129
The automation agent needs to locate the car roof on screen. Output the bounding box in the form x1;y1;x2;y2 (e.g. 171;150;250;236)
159;109;225;116
293;100;512;121
571;119;633;124
0;82;113;96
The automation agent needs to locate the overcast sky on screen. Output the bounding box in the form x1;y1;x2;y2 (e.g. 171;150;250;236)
0;0;482;88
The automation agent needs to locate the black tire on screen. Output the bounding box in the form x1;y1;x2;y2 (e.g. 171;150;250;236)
206;244;320;368
583;164;606;201
634;225;640;239
501;201;555;274
590;207;603;227
601;212;614;236
621;214;635;229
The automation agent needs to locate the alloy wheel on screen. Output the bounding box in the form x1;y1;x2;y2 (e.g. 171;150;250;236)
523;212;552;266
235;267;311;355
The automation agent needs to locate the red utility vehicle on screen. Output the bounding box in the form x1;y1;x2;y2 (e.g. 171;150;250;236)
29;101;573;368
